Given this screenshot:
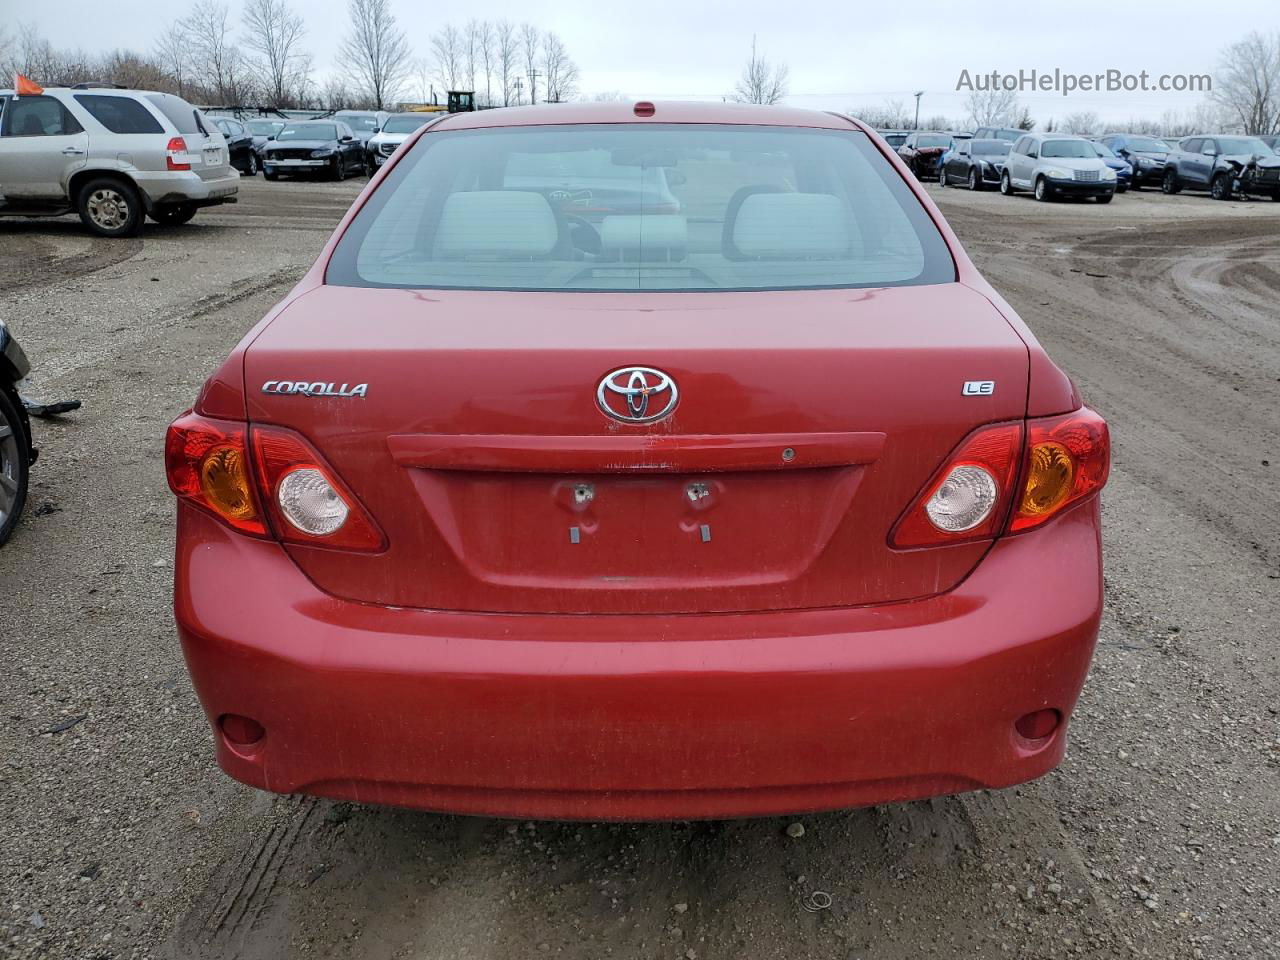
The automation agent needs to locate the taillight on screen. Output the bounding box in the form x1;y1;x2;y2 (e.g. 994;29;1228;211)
250;425;385;551
1010;408;1109;532
891;407;1109;548
166;136;191;171
891;422;1024;548
165;412;267;536
165;413;384;551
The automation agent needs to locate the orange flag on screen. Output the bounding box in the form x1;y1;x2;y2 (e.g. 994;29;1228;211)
15;74;44;96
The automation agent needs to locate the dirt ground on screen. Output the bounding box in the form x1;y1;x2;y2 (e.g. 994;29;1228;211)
1;176;1277;960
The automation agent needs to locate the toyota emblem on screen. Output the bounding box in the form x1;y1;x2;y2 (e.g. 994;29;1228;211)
596;366;679;424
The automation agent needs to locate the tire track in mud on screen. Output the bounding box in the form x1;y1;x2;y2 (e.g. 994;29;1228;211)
0;228;143;292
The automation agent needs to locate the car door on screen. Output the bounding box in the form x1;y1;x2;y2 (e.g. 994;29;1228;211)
0;94;88;203
1008;137;1031;186
339;123;360;171
948;141;970;182
1196;139;1221;185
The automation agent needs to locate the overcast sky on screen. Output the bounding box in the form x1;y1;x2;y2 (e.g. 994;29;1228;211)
28;0;1262;125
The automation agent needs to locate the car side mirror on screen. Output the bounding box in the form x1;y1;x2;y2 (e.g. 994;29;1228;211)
341;134;353;142
267;135;275;140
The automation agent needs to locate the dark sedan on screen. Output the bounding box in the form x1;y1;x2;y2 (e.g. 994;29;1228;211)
245;119;286;164
262;121;368;181
1098;133;1170;189
940;138;1012;190
897;132;953;181
210;116;258;176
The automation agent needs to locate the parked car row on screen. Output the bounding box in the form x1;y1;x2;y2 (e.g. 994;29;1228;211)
889;125;1280;203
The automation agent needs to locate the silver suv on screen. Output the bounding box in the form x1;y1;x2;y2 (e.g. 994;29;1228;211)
0;86;238;237
1000;133;1117;203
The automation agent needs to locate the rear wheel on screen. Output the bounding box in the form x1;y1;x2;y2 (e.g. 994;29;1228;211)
1162;169;1181;194
1034;177;1050;202
968;168;980;191
149;203;197;226
76;177;143;238
1210;173;1233;201
0;388;30;546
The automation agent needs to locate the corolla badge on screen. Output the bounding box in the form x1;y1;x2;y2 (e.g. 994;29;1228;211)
596;367;678;424
262;380;368;398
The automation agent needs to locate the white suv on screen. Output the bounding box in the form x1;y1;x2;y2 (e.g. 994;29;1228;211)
0;86;238;237
1000;133;1117;203
365;112;437;169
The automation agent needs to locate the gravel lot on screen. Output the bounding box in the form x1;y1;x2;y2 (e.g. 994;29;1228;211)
1;176;1277;960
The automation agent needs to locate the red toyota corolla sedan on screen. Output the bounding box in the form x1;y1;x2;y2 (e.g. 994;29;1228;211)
167;101;1108;820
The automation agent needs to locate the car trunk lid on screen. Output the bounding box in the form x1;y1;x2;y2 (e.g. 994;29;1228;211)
242;283;1028;614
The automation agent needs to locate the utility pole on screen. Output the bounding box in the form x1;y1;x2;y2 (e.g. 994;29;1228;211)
528;69;540;105
913;90;924;130
513;76;524;105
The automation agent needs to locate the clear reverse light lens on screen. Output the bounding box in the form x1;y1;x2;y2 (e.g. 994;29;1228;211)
925;464;998;532
277;467;349;536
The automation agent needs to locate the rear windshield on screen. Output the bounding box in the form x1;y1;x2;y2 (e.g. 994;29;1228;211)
1041;139;1095;159
144;93;205;135
383;114;432;134
279;123;336;141
74;95;164;134
338;113;379;131
327;123;953;292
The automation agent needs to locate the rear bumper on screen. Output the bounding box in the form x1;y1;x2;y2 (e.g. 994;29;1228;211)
132;170;239;207
174;502;1103;820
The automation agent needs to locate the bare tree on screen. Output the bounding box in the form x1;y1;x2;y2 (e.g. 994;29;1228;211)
410;55;433;105
463;18;481;94
520;23;540;104
181;2;248;103
1213;30;1280;134
337;0;410;110
495;20;518;105
1060;110;1101;135
964;87;1019;128
477;20;495;106
321;75;355;111
541;32;578;102
731;35;788;105
430;24;464;94
588;90;628;101
848;100;910;129
241;0;310;106
153;22;192;98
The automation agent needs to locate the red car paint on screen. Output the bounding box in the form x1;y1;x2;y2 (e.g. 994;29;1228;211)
171;101;1107;820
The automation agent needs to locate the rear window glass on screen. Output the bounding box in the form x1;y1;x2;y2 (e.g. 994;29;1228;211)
74;95;164;134
144;93;204;135
338;113;379;131
327;123;954;292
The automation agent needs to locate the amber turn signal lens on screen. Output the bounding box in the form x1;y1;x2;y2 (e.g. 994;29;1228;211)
1019;441;1074;517
199;446;258;522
